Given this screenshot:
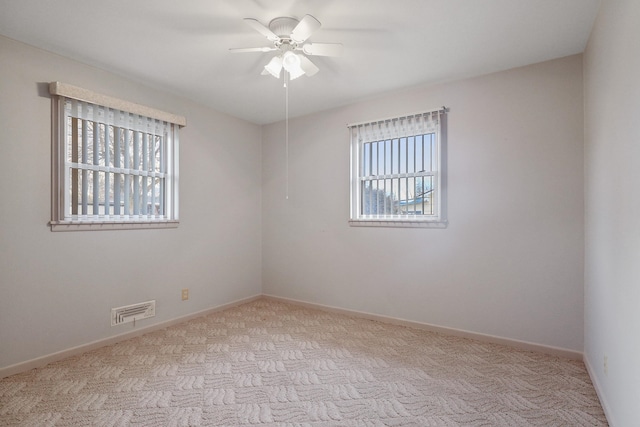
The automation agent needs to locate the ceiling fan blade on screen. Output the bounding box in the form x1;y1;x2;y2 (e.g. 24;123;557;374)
244;18;279;41
229;47;276;53
291;14;321;43
298;55;319;77
302;43;343;57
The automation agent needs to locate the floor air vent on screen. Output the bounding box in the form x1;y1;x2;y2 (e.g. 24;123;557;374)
111;300;155;326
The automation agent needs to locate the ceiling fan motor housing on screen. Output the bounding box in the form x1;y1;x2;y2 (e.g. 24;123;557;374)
269;17;299;38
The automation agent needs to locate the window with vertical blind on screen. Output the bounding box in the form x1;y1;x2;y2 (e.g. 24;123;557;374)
49;82;186;231
348;108;447;227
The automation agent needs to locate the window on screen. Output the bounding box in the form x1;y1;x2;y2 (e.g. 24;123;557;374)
349;108;447;227
49;82;186;231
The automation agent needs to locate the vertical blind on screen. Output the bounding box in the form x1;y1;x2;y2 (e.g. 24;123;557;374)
349;108;444;220
63;98;175;221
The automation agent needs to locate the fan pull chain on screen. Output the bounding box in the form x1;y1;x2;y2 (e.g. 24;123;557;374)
285;72;289;200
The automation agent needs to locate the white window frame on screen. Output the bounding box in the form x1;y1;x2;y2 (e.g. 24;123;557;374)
49;82;186;231
348;108;447;228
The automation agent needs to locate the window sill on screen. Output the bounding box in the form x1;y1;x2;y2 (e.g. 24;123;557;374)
348;219;448;229
50;220;179;232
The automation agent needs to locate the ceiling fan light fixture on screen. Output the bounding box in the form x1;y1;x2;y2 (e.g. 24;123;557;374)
264;56;283;78
280;51;305;80
282;51;301;72
288;65;305;80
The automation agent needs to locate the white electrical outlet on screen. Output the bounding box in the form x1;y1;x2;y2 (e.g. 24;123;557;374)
182;288;189;301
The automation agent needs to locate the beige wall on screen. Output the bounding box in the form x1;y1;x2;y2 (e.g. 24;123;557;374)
262;55;585;352
0;36;262;370
584;0;640;424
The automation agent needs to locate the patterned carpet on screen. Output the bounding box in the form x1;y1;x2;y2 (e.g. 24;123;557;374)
0;298;607;426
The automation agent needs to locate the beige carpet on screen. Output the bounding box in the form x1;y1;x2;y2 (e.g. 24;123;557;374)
0;298;607;426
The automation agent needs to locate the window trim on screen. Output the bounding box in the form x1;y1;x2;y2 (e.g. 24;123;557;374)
49;82;186;231
348;108;448;228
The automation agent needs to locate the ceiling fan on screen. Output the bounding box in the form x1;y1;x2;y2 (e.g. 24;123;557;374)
230;15;343;80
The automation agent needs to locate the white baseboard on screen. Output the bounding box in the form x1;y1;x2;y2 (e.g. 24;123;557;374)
263;294;584;361
0;294;262;379
583;354;615;426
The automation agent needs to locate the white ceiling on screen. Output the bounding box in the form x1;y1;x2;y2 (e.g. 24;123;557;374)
0;0;600;124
